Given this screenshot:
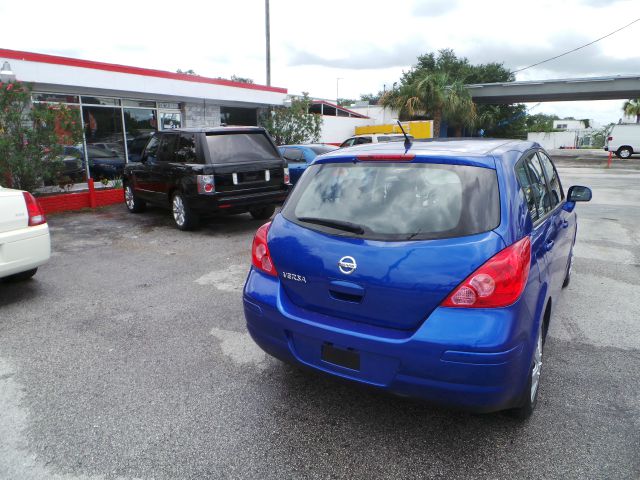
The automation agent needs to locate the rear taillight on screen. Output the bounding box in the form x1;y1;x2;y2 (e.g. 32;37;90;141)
607;136;613;141
284;167;290;184
441;236;531;308
251;222;277;276
22;192;46;226
197;175;215;194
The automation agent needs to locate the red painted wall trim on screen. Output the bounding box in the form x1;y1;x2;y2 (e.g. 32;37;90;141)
38;188;124;215
0;48;287;94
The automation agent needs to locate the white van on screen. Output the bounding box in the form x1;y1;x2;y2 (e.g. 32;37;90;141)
605;124;640;158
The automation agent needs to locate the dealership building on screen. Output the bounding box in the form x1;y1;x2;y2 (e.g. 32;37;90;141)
0;48;288;178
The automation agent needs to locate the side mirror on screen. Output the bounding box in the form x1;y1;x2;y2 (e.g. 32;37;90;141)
567;185;592;202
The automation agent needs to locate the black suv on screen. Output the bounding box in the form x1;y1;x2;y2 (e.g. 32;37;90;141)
123;127;290;230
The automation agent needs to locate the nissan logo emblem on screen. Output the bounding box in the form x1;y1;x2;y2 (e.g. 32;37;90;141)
338;256;357;275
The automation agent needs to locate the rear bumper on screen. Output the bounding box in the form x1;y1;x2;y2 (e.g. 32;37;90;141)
243;268;533;413
0;224;50;278
188;187;290;213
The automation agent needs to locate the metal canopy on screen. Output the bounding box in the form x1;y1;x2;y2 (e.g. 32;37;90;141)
466;75;640;104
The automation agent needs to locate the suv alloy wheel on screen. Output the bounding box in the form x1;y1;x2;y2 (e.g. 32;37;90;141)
172;191;199;230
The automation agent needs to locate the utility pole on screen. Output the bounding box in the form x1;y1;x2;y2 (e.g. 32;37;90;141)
265;0;271;86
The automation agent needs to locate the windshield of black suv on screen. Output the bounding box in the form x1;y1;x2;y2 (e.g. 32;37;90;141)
205;132;280;163
282;162;500;241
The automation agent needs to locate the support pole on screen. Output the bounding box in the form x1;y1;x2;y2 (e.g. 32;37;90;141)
265;0;271;86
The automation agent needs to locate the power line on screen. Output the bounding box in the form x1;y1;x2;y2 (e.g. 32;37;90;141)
512;17;640;74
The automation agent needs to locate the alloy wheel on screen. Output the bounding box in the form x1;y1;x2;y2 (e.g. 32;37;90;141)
125;186;135;210
172;195;185;227
530;326;543;403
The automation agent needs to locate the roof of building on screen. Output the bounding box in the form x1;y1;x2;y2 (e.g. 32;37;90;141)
0;48;287;94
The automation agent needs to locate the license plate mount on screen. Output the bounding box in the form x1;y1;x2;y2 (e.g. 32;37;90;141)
321;343;360;371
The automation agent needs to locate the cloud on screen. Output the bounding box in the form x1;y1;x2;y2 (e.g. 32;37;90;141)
465;32;640;78
287;38;427;70
576;0;631;6
412;0;460;17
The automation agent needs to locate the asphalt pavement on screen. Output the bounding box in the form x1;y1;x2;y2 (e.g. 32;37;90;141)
1;156;639;479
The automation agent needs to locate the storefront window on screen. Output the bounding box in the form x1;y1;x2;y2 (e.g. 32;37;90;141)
159;111;181;129
82;106;126;180
124;108;157;162
220;107;257;126
81;96;121;106
32;93;80;104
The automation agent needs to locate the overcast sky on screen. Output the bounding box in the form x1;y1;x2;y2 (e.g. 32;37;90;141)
1;0;639;124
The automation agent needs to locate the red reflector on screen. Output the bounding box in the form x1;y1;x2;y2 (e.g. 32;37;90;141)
356;154;415;161
218;204;232;209
22;192;46;226
441;236;531;309
251;222;277;276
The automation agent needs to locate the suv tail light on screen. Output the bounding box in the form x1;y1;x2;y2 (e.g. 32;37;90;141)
607;136;613;141
197;175;215;194
441;236;531;308
22;192;46;226
284;167;290;184
251;222;277;276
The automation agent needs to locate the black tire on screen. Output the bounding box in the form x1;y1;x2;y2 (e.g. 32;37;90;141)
249;205;276;220
124;184;146;213
4;268;38;282
508;324;543;420
616;147;633;159
562;249;573;288
171;191;199;231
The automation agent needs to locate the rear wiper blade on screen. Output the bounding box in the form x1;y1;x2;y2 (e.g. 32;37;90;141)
297;217;365;234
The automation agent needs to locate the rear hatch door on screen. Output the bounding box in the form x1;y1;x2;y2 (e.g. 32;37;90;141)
270;160;503;330
204;130;286;193
269;216;504;330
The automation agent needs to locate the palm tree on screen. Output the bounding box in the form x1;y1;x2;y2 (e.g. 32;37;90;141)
380;72;476;137
623;98;640;123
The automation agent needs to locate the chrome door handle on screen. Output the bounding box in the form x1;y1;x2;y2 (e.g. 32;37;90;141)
545;240;555;252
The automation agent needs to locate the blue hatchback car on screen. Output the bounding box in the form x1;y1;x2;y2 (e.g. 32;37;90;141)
278;144;339;184
243;139;591;418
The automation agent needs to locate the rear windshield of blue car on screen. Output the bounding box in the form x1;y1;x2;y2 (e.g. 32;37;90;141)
205;132;280;163
282;162;500;241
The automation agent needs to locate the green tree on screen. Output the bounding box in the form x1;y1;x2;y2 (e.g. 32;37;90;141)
0;81;83;192
230;75;254;84
176;69;198;75
525;113;560;132
337;98;357;107
392;49;522;137
259;93;323;145
623;98;640;123
381;72;476;137
359;91;384;105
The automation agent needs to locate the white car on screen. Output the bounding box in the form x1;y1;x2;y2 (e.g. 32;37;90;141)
339;133;414;148
0;187;50;281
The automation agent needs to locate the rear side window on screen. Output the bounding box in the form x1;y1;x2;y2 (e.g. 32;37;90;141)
205;132;279;164
283;162;500;241
515;154;553;223
176;133;199;163
537;152;564;207
157;134;179;162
